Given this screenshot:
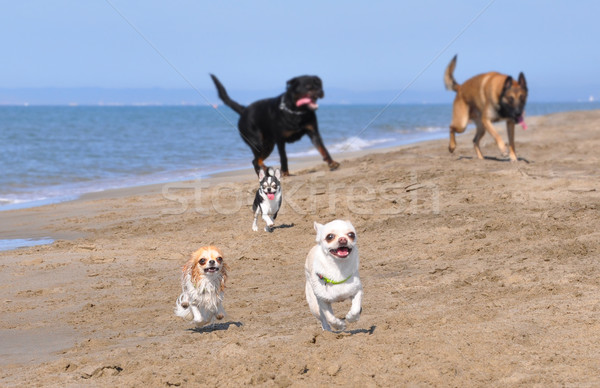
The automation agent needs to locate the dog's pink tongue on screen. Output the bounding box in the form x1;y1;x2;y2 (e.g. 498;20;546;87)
267;193;275;200
296;97;312;107
296;97;318;110
518;117;528;130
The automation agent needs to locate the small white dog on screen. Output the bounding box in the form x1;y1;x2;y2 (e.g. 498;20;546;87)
305;220;363;331
174;246;229;328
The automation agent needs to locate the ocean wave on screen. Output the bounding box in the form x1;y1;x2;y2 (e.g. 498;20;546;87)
0;197;30;206
0;166;222;211
394;126;447;135
288;136;395;157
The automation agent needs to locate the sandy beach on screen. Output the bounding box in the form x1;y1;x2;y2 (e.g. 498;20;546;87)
1;109;599;387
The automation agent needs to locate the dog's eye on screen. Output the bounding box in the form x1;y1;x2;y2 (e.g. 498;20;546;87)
199;258;207;265
348;232;356;240
216;257;223;263
325;234;335;242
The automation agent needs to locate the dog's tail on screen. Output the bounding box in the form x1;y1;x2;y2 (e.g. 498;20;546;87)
210;74;245;115
444;55;460;92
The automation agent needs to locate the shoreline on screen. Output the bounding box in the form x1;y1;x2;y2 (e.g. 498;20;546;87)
0;109;574;249
0;129;449;214
2;101;599;214
0;133;448;250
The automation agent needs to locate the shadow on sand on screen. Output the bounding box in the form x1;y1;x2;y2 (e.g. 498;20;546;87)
273;223;294;230
333;325;376;336
458;155;531;163
188;321;243;333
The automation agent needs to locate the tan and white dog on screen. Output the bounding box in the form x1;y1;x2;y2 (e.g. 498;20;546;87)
444;54;528;161
305;220;362;331
174;246;228;328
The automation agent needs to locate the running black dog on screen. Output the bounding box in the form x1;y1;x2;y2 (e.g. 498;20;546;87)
210;74;339;176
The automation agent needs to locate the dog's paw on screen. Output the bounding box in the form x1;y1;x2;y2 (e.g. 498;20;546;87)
179;310;194;321
329;318;346;332
252;224;258;232
328;161;340;171
345;311;360;323
193;319;207;327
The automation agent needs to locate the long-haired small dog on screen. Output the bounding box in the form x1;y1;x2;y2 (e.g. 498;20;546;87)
174;246;229;327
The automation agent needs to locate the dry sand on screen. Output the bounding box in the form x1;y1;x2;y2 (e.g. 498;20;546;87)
1;110;599;387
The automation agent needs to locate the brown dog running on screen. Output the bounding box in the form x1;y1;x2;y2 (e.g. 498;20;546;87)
444;55;528;162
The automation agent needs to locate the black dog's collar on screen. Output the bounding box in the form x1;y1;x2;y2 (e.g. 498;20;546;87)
279;96;306;115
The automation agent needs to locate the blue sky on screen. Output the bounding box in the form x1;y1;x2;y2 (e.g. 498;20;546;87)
1;1;599;103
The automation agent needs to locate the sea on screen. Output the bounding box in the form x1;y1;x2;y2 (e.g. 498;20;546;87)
1;102;598;212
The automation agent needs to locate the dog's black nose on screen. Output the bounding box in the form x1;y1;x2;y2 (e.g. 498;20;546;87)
338;237;347;245
208;260;215;266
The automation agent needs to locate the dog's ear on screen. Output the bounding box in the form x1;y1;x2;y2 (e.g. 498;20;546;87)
286;77;299;91
503;76;513;92
274;168;281;180
314;76;324;98
314;222;323;241
258;169;265;181
187;250;203;284
518;72;527;92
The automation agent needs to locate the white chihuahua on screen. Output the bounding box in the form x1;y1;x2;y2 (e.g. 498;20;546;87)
305;220;363;331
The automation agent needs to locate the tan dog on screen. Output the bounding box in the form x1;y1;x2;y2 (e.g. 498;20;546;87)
444;55;528;161
174;246;229;328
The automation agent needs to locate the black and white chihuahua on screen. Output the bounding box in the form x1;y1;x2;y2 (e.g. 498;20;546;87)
252;167;282;232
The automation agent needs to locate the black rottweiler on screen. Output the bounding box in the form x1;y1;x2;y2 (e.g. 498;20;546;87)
210;74;339;176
